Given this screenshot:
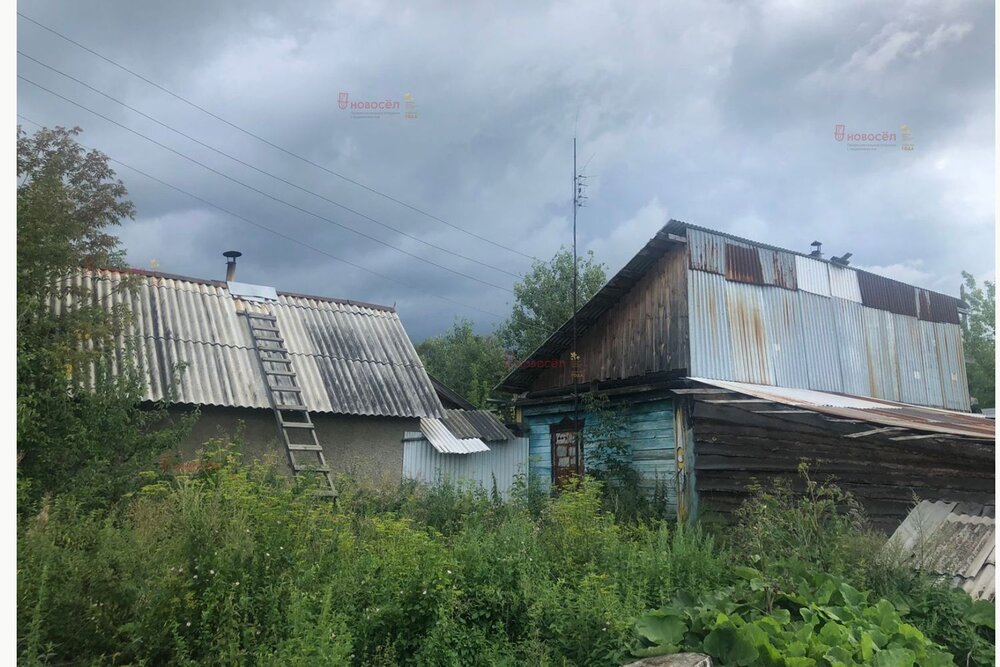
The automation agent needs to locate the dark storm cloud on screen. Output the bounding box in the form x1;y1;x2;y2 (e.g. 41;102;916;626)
17;0;994;341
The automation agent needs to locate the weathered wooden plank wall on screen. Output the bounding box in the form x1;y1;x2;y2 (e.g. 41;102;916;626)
522;397;678;508
691;402;995;532
530;246;689;390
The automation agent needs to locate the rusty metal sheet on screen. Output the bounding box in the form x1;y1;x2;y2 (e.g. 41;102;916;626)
687;227;725;274
687;269;735;380
935;323;971;410
759;248;798;290
688;377;995;439
857;270;918;317
917;288;961;325
725;243;765;285
861;307;901;402
723;279;771;383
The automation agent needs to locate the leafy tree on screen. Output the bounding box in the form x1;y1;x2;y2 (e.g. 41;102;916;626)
960;272;995;409
497;248;606;358
416;319;506;408
17;126;189;507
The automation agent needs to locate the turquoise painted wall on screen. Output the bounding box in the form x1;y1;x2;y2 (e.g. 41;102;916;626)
521;397;677;511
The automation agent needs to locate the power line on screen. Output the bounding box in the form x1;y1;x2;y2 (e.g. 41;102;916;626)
17;113;510;321
19;74;514;294
17;11;538;262
18;115;561;351
17;50;521;281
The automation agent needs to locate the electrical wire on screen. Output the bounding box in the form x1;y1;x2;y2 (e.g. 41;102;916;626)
17;11;538;262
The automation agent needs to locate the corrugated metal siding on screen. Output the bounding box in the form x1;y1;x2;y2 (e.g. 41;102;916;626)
857;271;918;317
58;269;443;418
688;269;735;381
521;399;677;506
761;287;810;388
832;299;869;397
458;410;515;442
758;248;798;290
917;289;961;325
894;316;928;406
798;291;844;393
402;435;528;499
828;265;862;302
688;267;970;410
687;227;725;274
794;256;831;297
725;243;765;285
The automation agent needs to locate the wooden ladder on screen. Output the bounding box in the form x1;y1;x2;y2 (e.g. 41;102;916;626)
243;311;337;498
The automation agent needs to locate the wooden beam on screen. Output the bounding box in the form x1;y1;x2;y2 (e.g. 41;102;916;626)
844;426;907;438
889;433;943;441
672;388;736;395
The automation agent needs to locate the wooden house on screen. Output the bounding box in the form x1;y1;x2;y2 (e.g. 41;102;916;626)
497;221;995;529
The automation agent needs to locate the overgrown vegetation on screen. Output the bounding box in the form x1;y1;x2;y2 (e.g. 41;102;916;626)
18;438;731;666
17;126;192;510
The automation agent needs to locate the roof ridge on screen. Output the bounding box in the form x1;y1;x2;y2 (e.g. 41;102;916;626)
91;267;397;312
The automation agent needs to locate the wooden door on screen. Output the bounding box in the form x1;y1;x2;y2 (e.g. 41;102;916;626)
550;418;583;487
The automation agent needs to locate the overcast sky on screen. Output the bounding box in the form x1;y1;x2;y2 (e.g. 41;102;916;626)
17;1;995;341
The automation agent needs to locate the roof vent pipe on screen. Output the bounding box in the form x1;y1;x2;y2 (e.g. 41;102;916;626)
223;250;242;282
809;241;823;258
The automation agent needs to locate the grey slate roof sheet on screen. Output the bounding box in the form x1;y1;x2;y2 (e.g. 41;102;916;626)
890;500;996;601
58;268;444;419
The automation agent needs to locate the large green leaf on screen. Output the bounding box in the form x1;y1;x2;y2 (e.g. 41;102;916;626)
703;624;758;666
872;647;916;667
636;612;687;646
968;599;996;629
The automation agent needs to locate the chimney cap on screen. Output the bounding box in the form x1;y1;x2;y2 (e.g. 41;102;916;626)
223;250;242;260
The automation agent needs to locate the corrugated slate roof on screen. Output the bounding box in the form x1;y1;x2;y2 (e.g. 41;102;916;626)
57;268;444;419
890;500;996;601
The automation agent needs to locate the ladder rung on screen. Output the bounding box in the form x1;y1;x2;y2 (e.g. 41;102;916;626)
287;443;323;452
262;358;293;365
282;421;314;429
245;313;276;321
294;464;330;473
266;369;297;376
252;324;281;332
275;404;308;411
255;337;285;345
269;384;302;393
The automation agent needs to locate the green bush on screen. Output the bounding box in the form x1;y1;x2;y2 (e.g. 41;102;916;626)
634;568;957;666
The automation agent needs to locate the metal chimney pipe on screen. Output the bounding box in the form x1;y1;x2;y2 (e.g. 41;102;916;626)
223;250;242;281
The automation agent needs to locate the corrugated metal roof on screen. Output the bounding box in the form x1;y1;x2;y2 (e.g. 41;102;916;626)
58;269;444;418
418;417;490;454
688;378;995;439
890;500;996;601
